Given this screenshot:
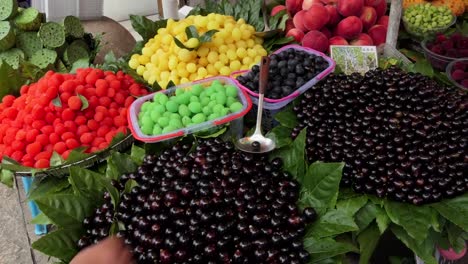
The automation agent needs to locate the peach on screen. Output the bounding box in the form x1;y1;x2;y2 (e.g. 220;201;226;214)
286;0;304;16
360;6;377;30
337;0;364;17
271;5;287;17
325;5;341;26
335;16;363;40
374;0;387;17
368;24;387;45
321;27;332;39
377;15;389;28
302;0;324;10
302;30;329;52
304;4;330;30
286;28;305;42
364;0;384;7
350;33;374;45
285;18;295;33
293;10;308;32
329;36;349;45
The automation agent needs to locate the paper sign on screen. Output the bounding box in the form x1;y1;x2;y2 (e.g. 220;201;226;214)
330;45;378;75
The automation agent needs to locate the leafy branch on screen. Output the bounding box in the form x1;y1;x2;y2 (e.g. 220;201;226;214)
173;25;218;51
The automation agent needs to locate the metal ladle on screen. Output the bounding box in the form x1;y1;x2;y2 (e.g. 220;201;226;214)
236;56;276;153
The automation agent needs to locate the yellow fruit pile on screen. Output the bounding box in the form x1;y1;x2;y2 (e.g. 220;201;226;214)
403;0;466;16
128;14;268;88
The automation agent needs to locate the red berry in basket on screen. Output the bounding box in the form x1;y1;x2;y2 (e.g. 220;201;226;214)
452;69;465;80
68;96;83;110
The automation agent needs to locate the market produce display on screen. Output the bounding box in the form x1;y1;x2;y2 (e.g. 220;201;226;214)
448;59;468;88
425;32;468;58
403;4;455;37
290;67;467;205
281;0;389;52
0;68;147;168
128;14;268;88
236;48;329;99
77;139;316;263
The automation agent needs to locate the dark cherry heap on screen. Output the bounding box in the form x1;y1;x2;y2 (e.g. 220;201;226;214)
236;48;329;99
291;67;467;205
77;138;317;263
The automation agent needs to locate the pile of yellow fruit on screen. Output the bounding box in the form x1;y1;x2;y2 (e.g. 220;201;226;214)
403;0;466;16
128;14;268;88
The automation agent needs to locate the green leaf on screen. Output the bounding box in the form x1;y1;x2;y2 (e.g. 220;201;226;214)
35;194;94;228
28;176;70;201
173;36;193;51
431;194;468;232
52;95;62;107
391;225;437;264
375;206;390;234
124;179;139;193
0;61;25;100
336;195;368;216
385;200;437;241
265;125;292;149
300;162;344;216
185;25;199;39
30;212;52;225
274;107;298;128
0;169;14;188
307;209;359;238
195;126;227;139
446;223;466;253
63;147;89;164
129;15;167;42
304;237;358;263
355;202;378;231
271;128;307;181
106;152;137;181
77;94;89;111
68;167;107;204
130;145;146;165
32;227;81;262
50;151;64;167
69;58;90;74
337;188;361;200
357;223;381;264
410;60;434;78
199;29;219;44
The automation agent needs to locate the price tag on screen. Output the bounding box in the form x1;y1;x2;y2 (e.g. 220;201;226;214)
330;45;378;75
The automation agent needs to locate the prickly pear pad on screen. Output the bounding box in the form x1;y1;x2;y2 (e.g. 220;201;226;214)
30;48;57;69
0;0;18;21
64;16;84;39
38;22;66;48
16;31;43;58
0;21;15;51
14;7;42;31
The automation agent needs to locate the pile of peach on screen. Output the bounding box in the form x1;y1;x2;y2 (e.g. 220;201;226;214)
272;0;389;52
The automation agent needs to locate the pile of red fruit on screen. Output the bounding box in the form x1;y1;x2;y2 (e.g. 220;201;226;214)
450;60;468;88
426;33;468;58
0;69;148;168
272;0;389;52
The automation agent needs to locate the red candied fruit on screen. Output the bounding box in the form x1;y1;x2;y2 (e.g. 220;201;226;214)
68;96;83;110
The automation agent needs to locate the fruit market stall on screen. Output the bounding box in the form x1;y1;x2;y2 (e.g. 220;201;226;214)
0;0;467;264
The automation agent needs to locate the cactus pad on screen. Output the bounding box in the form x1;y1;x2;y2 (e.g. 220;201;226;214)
0;48;24;69
38;22;65;48
63;16;84;39
63;40;89;66
0;0;18;21
16;31;43;58
29;48;57;69
0;21;15;51
15;7;42;31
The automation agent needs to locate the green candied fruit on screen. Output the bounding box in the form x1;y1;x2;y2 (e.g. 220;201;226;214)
221;108;230;116
141;101;152;112
208;101;217;107
153;92;168;105
166;100;179;113
175;93;191;105
141;125;153;135
215;93;227;105
230;102;243;112
178;104;191;116
227;97;237;106
225;85;238;97
138;112;145;120
162;125;177;133
170;113;181;120
205;86;216;96
190;95;199;103
208;113;218;120
150;111;161;122
169;118;183;129
153;104;166;114
192;113;206;124
191;84;204;96
182;116;192;126
141;115;154;128
152;125;162;135
202;106;212;115
163;112;172;117
188;101;202;113
175;87;185;96
200;97;210;106
158;116;169;127
213;104;224;113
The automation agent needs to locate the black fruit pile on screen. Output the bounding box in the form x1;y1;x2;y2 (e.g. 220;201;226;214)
291;67;467;205
236;48;329;99
77;138;317;263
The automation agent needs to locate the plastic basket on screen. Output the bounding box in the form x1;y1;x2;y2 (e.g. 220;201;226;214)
231;44;335;110
128;76;252;143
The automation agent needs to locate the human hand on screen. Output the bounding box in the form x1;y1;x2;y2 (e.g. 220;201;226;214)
70;236;134;264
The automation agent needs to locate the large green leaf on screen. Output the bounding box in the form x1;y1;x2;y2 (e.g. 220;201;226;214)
375;206;390;234
0;169;14;188
28;176;70;201
391;225;437;264
300;162;344;216
32;228;81;262
357;223;381;264
270;128;307;182
130;145;146;165
308;209;359;238
385;200;437;241
446;223;467;253
431;194;468;232
274;107;298;128
336;195;368;216
0;61;24;100
106;151;137;180
304;237;358;263
68;167;107;204
35;194;94;228
30;212;52;225
355;202;378;231
265;125;292;149
129;15;167;42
